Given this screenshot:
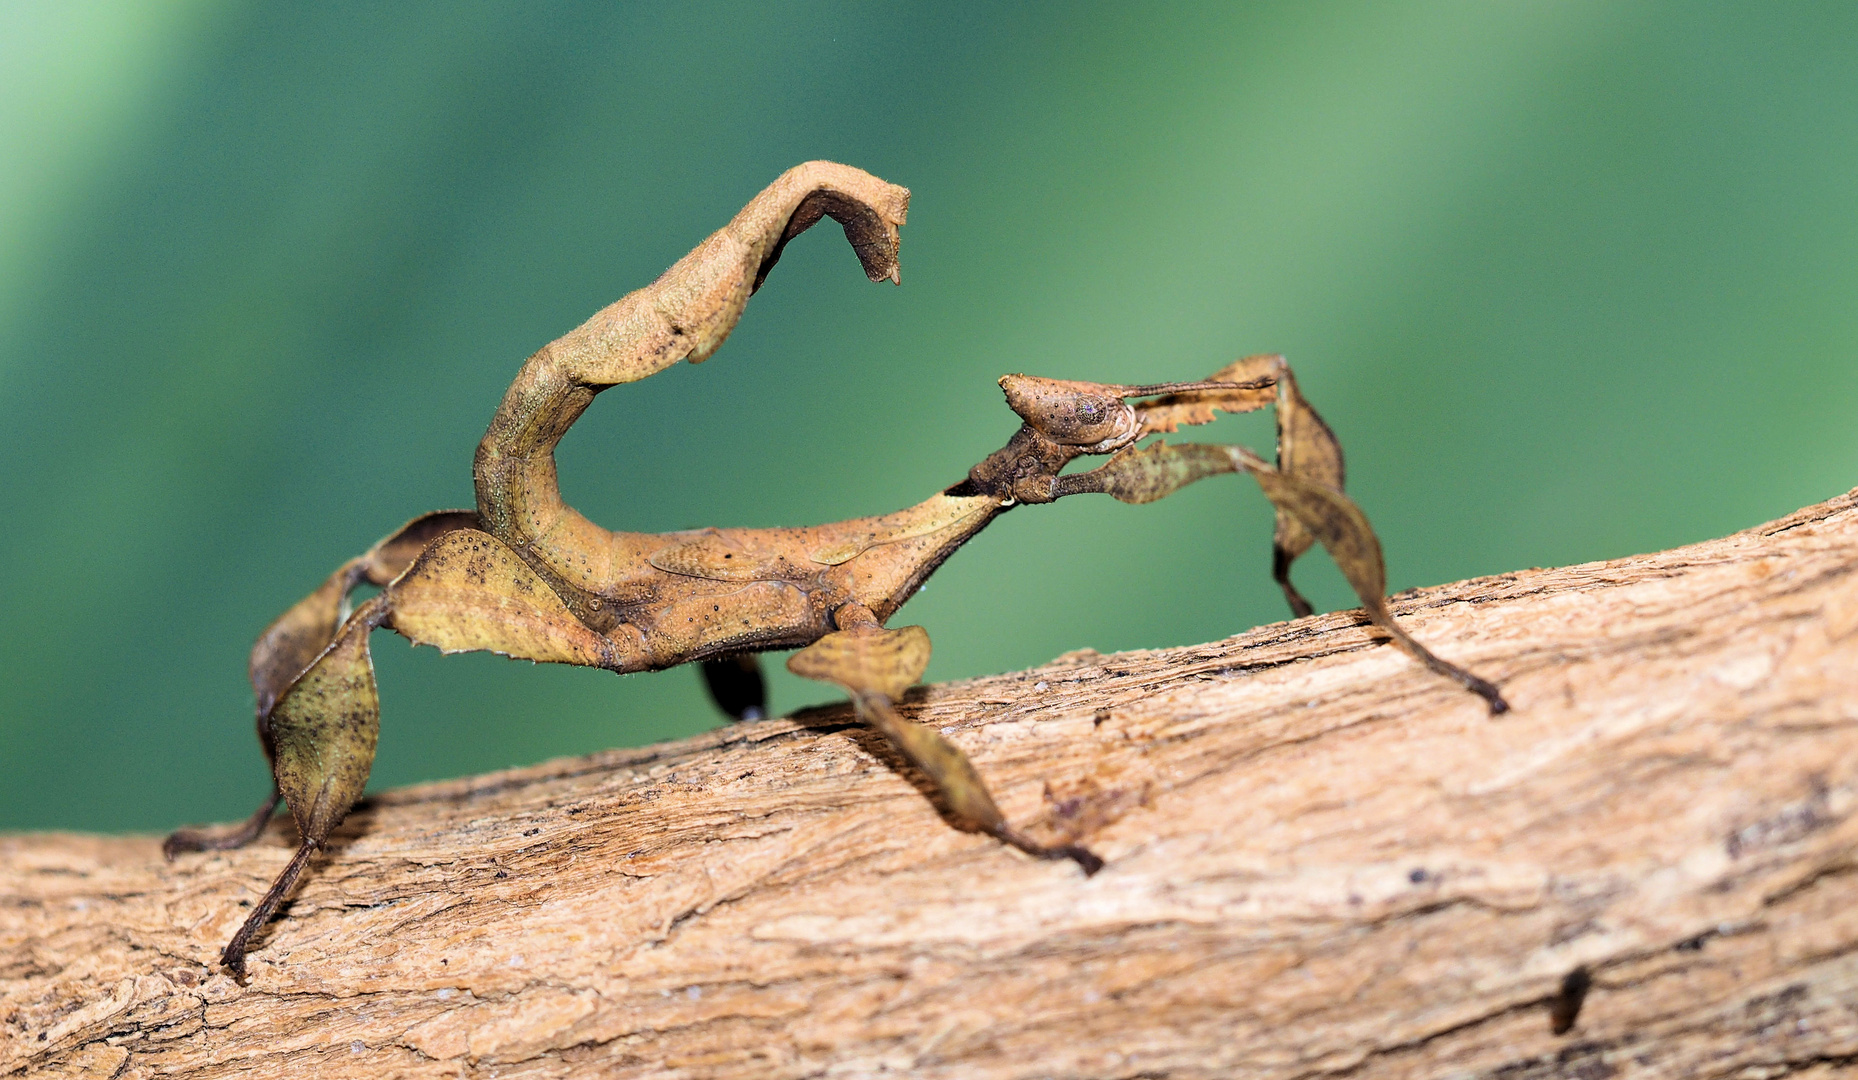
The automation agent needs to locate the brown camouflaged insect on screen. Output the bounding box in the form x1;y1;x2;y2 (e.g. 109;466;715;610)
165;162;1508;976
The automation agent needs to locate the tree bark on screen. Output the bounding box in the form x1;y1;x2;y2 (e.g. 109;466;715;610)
6;489;1857;1079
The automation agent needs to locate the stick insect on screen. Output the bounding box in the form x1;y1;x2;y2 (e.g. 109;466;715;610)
166;162;1508;976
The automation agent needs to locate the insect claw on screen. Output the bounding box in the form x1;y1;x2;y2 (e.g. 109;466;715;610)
1064;845;1107;877
994;824;1106;876
1471;677;1511;715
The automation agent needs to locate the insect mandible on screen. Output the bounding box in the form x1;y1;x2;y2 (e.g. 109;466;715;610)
165;161;1508;976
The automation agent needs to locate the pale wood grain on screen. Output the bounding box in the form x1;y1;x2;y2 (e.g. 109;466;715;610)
5;489;1857;1079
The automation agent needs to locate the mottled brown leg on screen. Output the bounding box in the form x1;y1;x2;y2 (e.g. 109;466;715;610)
1231;447;1509;713
1262;363;1344;622
165;512;479;867
219;838;319;979
218;596;386;978
1273;544;1317;620
220;528;641;976
788;604;1102;875
1055;440;1508;714
162;789;282;860
1132;355;1343;621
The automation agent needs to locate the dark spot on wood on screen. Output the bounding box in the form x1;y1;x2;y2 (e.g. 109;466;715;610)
1744;981;1808;1018
1550;966;1592;1035
523;828;540;837
1499;1039;1617;1079
1550;917;1600;946
1726;779;1833;858
494;870;508;879
1408;867;1429;884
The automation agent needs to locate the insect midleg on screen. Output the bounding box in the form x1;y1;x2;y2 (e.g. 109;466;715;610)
787;603;1104;875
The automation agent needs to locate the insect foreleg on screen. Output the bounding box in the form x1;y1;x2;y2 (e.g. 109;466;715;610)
1229;447;1508;713
1053;440;1509;714
1133;356;1344;618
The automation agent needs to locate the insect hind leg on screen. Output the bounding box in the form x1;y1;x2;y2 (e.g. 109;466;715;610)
701;655;768;721
164;511;480;861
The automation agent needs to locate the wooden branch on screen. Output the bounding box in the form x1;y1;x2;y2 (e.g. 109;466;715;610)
6;490;1857;1079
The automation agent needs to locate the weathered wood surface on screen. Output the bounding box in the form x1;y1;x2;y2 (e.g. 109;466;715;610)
5;489;1857;1079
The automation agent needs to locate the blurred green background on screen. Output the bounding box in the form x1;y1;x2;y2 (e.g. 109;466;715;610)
2;3;1853;833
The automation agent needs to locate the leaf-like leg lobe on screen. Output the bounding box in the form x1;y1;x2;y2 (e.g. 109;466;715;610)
248;511;479;725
